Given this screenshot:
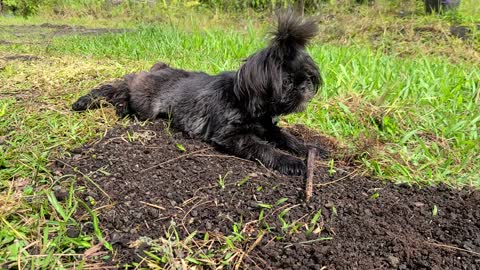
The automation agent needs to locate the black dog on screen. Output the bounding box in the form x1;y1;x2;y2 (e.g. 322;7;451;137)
72;10;326;176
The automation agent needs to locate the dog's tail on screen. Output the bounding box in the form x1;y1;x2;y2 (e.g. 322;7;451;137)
270;9;319;49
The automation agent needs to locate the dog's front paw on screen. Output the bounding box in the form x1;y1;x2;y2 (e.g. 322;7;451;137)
275;155;306;176
306;145;330;159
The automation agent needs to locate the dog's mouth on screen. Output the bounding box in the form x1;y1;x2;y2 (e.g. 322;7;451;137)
277;85;316;115
294;99;310;112
294;91;315;112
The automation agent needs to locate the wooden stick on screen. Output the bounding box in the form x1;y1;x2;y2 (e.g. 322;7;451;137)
305;148;317;202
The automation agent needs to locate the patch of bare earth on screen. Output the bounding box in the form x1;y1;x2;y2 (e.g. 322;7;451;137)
51;121;480;269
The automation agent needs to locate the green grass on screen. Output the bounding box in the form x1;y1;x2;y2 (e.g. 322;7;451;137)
0;2;479;268
0;56;124;268
40;24;480;186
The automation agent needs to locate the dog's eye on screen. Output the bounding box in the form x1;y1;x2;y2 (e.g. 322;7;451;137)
294;74;307;84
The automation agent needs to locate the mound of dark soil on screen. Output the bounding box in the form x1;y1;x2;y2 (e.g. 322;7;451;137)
52;121;480;269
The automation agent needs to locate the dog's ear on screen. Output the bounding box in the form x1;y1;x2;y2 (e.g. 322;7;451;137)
234;51;282;117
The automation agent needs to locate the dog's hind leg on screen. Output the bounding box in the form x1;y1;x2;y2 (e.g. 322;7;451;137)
72;81;131;117
72;84;115;111
149;62;169;72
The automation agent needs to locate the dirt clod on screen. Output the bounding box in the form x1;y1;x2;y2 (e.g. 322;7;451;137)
53;185;69;202
387;255;400;267
66;226;80;238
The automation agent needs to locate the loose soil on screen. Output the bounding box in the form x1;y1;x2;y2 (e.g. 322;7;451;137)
52;121;480;270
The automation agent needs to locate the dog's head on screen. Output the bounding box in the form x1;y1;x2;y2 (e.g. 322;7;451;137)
234;10;322;118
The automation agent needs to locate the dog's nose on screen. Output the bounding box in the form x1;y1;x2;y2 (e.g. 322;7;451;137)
303;80;315;94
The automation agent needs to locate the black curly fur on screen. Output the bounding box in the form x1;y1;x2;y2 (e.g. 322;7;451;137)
72;10;327;176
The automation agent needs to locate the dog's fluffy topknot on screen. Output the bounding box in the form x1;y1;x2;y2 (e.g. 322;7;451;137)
271;9;319;48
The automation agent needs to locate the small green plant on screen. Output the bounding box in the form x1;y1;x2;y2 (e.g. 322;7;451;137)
217;171;230;189
175;143;186;152
331;205;337;217
258;209;265;221
275;197;288;206
262;221;275;232
230;223;244;242
432;205;439;216
237;175;250;186
78;200;112;251
306;209;323;235
277;208;290;233
328;159;336;176
125;130;136;142
257;203;273;209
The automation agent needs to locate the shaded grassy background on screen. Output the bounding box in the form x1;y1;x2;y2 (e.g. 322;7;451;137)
0;0;479;268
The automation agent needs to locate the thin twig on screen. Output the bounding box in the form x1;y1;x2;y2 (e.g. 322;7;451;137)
181;196;202;207
425;241;480;257
315;170;357;187
92;204;114;212
134;257;148;270
181;199;213;235
269;204;301;218
139;200;166;210
246;231;265;254
284;237;333;248
141;147;211;172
